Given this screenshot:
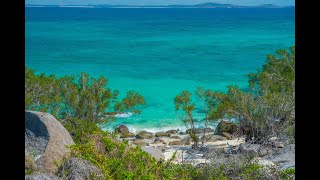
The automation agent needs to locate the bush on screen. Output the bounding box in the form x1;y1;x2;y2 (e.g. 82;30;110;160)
25;68;145;122
176;46;295;144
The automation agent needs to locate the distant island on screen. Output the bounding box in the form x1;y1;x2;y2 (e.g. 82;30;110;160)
25;2;294;8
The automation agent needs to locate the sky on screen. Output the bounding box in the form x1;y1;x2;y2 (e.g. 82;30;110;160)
26;0;295;6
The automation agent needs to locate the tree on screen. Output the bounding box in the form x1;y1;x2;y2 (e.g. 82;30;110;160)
174;46;295;144
25;67;145;123
206;46;295;143
174;91;199;149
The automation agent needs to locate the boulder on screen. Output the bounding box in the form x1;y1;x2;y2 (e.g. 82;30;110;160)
136;131;154;139
214;120;238;135
153;137;163;144
169;140;183;146
132;139;148;146
221;132;232;140
115;125;129;134
181;137;192;145
120;132;135;138
165;130;178;134
25;173;61;180
238;143;261;157
155;132;171;137
170;135;181;139
202;134;227;142
141;147;165;160
57;158;104;180
25;111;74;173
186;128;214;134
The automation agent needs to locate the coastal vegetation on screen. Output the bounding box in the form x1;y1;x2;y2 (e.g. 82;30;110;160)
25;46;295;179
174;46;295;146
25;68;145;123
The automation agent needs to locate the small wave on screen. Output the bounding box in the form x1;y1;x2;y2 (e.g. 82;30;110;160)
114;112;134;118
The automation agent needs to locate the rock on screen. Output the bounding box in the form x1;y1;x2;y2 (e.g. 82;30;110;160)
25;173;61;180
265;144;295;170
258;148;273;157
273;142;285;148
153;140;162;144
57;158;104;180
155;132;171;137
170;135;181;139
120;132;135;138
202;134;227;142
115;125;129;134
160;139;167;144
169;140;183;146
238;143;260;157
132;139;148;146
165;130;178;134
136;131;154;139
221;132;232;140
25;111;75;173
141;147;165;160
179;132;186;135
153;137;164;144
214;120;238;135
186;128;214;134
181;137;192;145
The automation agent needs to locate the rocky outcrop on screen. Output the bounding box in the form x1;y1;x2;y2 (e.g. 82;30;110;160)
136;131;154;139
25;111;75;173
214;120;238;135
25;173;61;180
57;158;104;180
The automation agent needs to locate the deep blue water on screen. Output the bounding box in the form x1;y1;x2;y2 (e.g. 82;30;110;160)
26;7;295;133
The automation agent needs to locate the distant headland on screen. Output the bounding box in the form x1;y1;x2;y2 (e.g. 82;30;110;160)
25;2;294;8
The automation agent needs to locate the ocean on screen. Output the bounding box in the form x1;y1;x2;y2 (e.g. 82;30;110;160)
26;7;295;133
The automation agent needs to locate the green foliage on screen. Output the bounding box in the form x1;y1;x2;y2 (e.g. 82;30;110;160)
62;118;104;144
176;46;295;143
65;120;291;180
279;168;295;180
174;91;200;148
25;67;145;122
114;90;145;114
68;125;196;179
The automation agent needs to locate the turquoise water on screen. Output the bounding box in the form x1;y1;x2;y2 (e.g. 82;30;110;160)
26;7;295;133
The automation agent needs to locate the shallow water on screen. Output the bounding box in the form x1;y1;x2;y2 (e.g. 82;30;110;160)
26;7;295;132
